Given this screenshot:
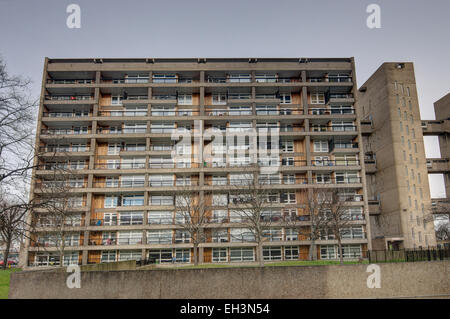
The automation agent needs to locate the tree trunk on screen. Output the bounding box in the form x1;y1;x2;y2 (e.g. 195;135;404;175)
2;238;11;270
193;243;198;266
337;236;344;265
309;240;316;261
257;242;264;267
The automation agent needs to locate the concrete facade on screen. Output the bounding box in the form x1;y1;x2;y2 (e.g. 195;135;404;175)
9;261;450;299
357;63;437;250
23;57;372;267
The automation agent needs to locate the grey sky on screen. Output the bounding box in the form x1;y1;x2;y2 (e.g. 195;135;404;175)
0;0;448;196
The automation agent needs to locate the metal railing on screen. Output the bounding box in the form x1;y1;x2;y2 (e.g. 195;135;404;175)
308;108;355;115
98;111;148;117
310;125;357;132
45;95;93;101
43;112;91;118
41;129;90;135
367;247;450;263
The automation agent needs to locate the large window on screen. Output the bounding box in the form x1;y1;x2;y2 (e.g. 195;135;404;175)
101;251;117;263
148;211;172;224
212;248;228;262
230;248;254;262
148;249;172;263
149;174;174;187
119;250;142;261
147;230;172;244
119;212;144;225
313;140;329;152
311;93;325;104
122;194;144;206
150;195;174;206
121;175;145;187
263;246;282;261
118;231;143;245
284;246;299;260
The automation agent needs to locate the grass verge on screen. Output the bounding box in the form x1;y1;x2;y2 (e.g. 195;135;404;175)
0;268;21;299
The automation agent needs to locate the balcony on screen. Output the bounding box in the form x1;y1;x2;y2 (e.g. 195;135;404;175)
307;108;355;115
426;158;449;173
47;79;94;85
421;120;449;135
368;199;381;215
360;120;373;135
40;128;91;136
98;110;148;117
364;159;377;174
42;111;91;118
310;125;357;133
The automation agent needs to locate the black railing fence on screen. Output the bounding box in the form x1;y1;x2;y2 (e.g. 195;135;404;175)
367;247;450;263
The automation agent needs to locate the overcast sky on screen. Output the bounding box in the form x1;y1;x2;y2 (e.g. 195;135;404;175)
0;0;448;197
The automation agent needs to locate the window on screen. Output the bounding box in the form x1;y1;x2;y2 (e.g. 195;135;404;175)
107;143;121;155
281;192;296;203
280;140;294;152
125;143;146;151
149;174;174;187
230;228;255;242
281;157;294;166
256;105;278;115
212;93;227;105
174;249;190;263
119;250;142;261
285;246;299;260
117;231;142;245
177;94;192;105
212;229;228;243
262;229;283;242
147;230;172;244
119;212;143;225
122;194;144;206
285;229;298;241
148;249;172;263
151;122;175;133
174;230;191;243
230;248;254;262
311;93;325;104
149;156;173;168
111;95;123;105
313;140;328;152
212;248;227;262
151;195;173;206
148;211;172;224
229;74;251;83
152;74;176;83
263;246;282;261
101;251;116;263
122;157;145;169
105;196;118;208
316;173;331;184
121;175;145;187
279;93;292;104
105;177;119;188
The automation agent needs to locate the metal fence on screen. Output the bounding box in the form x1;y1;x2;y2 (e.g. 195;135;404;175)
367;247;450;263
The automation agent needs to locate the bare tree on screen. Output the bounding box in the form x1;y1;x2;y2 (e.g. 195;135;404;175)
320;189;355;265
423;199;450;245
0;56;38;188
173;188;210;265
228;165;277;267
0;198;30;269
31;160;83;267
283;189;333;261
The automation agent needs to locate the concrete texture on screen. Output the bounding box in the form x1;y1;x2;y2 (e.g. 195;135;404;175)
8;261;450;299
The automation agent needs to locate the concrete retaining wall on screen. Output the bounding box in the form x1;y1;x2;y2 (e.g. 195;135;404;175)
9;261;450;299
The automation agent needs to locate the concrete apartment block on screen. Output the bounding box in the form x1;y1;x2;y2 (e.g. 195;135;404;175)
22;57;374;267
357;62;437;250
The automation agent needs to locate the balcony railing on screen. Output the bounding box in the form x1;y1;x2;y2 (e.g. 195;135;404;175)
47;79;94;84
39;146;90;153
308;108;355;115
45;95;93;101
310;125;357;132
43;112;91;118
98;111;148;117
41;128;90;135
94;163;146;169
